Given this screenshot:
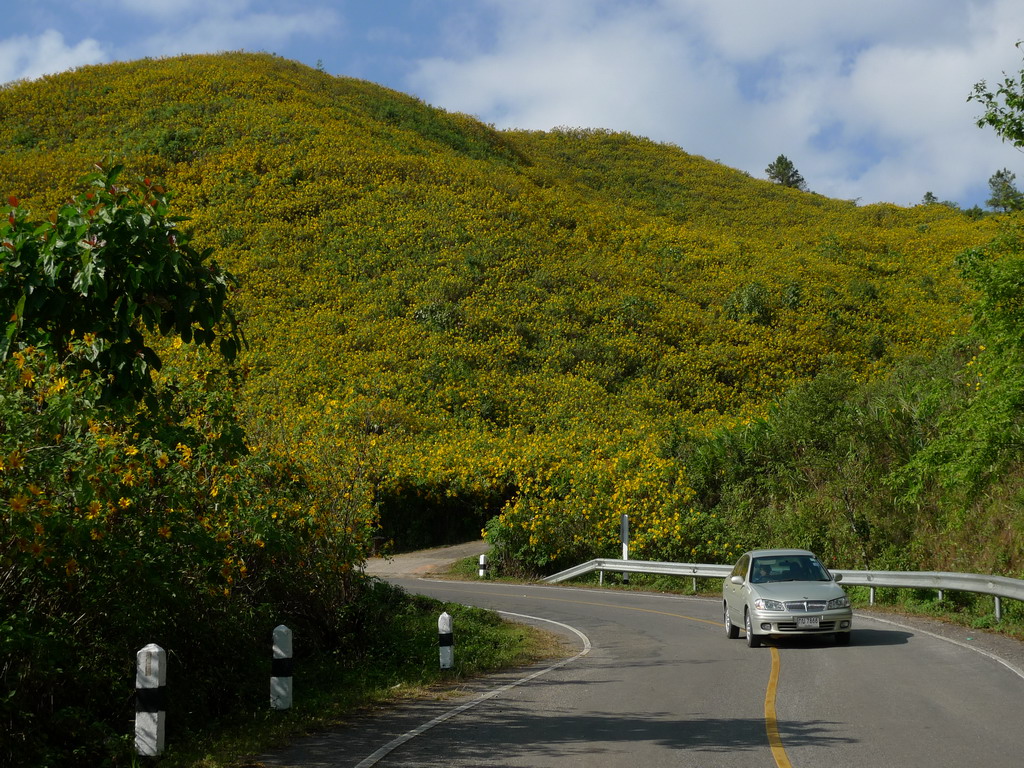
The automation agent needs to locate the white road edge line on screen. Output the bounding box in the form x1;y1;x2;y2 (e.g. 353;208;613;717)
855;612;1024;681
352;612;592;768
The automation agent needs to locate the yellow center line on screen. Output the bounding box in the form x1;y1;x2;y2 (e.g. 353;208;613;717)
765;647;793;768
421;582;793;766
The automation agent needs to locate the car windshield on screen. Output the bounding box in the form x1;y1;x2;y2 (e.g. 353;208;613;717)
749;555;830;584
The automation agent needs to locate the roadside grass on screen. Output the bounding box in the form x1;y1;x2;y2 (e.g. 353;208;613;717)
155;589;570;768
449;558;1024;642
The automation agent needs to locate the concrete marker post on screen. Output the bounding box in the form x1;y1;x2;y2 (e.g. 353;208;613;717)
271;624;293;710
478;554;488;579
438;611;453;670
135;643;167;757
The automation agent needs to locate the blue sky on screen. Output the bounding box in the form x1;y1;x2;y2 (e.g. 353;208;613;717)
4;0;1024;209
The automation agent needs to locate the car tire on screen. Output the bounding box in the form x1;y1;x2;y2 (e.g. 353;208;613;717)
725;602;739;639
835;631;851;645
744;609;761;648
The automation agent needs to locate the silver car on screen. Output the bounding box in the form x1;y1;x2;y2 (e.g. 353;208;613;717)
723;548;853;647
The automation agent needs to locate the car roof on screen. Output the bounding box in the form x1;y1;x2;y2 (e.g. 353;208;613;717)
742;549;818;558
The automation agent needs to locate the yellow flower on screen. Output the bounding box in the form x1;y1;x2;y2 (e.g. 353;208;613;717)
118;497;132;509
9;494;29;513
176;443;193;464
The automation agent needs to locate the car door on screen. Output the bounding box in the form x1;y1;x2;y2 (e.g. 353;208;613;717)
724;554;750;624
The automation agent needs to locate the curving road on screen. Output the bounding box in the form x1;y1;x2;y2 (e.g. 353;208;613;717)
264;548;1024;768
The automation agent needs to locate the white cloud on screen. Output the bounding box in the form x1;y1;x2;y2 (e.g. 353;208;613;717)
0;29;105;84
137;8;340;58
105;0;251;22
408;0;1024;207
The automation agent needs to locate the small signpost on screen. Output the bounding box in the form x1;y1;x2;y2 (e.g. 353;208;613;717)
621;513;630;584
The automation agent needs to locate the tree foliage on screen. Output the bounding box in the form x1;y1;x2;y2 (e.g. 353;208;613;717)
0;164;241;403
986;168;1024;212
765;154;807;190
969;42;1024;149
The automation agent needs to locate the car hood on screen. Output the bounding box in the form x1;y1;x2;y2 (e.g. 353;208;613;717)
752;581;846;601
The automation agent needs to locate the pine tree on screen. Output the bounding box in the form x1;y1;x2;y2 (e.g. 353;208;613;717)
766;154;807;190
986;168;1024;212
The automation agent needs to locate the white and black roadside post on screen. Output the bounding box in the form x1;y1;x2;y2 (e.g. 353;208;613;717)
438;611;453;670
135;643;167;758
478;553;489;579
271;624;293;710
620;513;630;585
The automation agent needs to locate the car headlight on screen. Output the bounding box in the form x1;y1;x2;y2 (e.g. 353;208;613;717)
754;598;786;611
827;596;851;609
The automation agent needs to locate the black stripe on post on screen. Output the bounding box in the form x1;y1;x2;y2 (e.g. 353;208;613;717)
271;657;294;678
136;685;167;714
438;632;454;647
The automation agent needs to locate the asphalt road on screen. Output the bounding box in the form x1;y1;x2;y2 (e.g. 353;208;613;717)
263;548;1024;768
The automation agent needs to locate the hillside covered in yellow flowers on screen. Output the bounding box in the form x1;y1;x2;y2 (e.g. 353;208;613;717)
0;52;1000;571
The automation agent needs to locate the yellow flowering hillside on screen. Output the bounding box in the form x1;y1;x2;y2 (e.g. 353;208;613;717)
0;52;995;570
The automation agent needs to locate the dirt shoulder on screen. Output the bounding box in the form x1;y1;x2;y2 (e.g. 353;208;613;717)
362;539;488;577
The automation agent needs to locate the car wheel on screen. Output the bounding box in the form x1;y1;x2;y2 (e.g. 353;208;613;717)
835;631;851;645
744;609;761;648
724;602;739;639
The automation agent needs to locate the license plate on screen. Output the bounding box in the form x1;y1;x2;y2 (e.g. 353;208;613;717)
796;616;820;629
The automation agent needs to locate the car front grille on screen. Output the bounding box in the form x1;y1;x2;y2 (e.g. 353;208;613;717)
784;600;828;612
778;620;837;632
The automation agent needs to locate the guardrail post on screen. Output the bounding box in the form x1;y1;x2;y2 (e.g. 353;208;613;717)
478;554;488;579
135;643;167;757
995;596;1002;622
869;587;876;605
438;611;453;670
271;625;293;710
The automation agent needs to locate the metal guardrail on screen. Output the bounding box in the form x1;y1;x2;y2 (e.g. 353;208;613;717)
542;558;733;583
542;558;1024;621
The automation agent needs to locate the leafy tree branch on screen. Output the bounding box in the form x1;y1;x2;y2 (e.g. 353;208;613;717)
1;163;242;403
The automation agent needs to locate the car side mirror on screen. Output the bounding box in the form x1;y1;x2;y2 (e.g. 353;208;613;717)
729;575;744;585
832;572;843;582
